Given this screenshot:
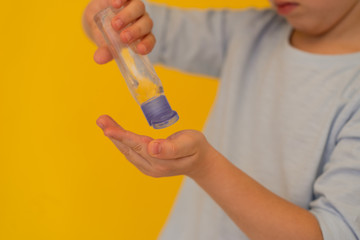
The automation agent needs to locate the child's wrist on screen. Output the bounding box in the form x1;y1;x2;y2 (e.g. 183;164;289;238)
188;146;224;182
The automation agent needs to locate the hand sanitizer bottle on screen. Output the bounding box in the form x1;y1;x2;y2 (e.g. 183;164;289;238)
94;7;179;129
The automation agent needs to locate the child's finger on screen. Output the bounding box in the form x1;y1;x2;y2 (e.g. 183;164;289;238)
111;0;128;9
108;137;153;172
119;13;153;44
136;32;156;55
111;0;146;31
109;129;152;156
97;115;155;173
97;115;153;156
94;46;113;64
96;114;121;129
147;130;200;160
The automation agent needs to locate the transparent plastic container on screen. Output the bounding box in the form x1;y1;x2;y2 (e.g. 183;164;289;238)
94;7;179;129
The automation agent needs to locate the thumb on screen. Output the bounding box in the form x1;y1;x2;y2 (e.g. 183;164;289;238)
148;130;200;160
94;45;113;64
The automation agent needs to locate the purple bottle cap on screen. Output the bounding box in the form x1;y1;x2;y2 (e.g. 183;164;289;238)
141;95;179;129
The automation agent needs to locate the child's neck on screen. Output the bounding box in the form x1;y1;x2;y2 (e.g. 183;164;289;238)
291;30;360;55
290;5;360;55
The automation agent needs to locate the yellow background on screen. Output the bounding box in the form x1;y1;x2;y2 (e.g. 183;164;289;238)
0;0;269;239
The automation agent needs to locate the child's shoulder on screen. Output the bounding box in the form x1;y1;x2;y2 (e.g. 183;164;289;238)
224;7;288;44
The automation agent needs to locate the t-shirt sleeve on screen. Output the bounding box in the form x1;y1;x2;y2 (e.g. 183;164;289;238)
144;1;269;78
310;95;360;240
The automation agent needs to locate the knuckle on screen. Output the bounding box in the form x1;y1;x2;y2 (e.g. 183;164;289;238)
148;17;154;29
185;129;204;142
131;18;152;38
170;143;178;156
131;25;143;37
135;0;146;13
120;13;130;23
142;15;153;31
117;10;131;24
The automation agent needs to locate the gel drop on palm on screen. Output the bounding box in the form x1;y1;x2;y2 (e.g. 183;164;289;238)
94;7;179;129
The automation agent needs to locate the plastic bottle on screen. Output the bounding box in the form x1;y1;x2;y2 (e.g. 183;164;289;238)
94;7;179;129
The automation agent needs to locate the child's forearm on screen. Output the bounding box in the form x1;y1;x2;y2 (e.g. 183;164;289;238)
192;151;323;240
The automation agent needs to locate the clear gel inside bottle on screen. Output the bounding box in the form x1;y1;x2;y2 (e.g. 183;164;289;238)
94;7;179;129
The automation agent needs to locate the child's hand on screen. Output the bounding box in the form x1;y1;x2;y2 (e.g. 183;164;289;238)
83;0;155;64
96;115;218;179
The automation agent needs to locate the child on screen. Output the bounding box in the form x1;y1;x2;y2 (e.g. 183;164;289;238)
83;0;360;239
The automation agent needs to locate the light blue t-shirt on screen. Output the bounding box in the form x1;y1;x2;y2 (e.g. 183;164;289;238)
145;3;360;240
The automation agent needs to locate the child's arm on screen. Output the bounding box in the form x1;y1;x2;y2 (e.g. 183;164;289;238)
144;2;276;78
96;114;325;240
143;2;228;78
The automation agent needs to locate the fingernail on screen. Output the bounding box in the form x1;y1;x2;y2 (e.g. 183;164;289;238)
137;44;147;54
114;18;123;29
150;142;161;155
